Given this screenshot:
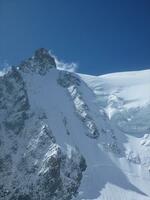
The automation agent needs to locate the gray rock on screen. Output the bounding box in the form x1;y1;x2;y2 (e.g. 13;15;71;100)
18;48;56;75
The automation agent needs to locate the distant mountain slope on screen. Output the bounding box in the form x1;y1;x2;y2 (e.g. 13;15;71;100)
0;49;150;200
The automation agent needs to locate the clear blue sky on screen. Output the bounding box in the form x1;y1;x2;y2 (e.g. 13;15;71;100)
0;0;150;75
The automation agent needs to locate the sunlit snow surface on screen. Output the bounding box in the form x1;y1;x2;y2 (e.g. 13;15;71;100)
78;70;150;200
21;69;150;199
80;70;150;115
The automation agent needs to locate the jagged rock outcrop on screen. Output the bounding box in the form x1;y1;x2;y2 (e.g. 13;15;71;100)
0;68;29;135
18;48;56;75
58;71;100;138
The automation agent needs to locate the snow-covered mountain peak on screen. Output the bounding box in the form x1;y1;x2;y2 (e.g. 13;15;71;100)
18;48;56;75
0;52;150;200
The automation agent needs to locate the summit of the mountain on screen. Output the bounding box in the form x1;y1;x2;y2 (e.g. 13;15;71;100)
18;48;56;75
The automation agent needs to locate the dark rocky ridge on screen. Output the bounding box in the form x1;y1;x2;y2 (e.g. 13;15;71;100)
18;48;56;75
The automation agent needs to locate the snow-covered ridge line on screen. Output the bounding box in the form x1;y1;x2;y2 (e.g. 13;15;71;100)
99;68;150;77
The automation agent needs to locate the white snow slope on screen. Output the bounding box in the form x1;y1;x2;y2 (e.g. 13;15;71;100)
0;50;150;200
79;70;150;200
23;67;150;200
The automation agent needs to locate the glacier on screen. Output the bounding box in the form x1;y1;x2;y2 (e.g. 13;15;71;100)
0;48;150;200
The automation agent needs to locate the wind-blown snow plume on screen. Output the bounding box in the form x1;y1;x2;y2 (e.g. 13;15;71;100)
56;60;78;72
49;51;78;72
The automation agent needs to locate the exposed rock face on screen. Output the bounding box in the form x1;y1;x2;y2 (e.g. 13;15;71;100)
0;51;86;200
0;67;29;135
18;48;56;75
58;71;100;138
